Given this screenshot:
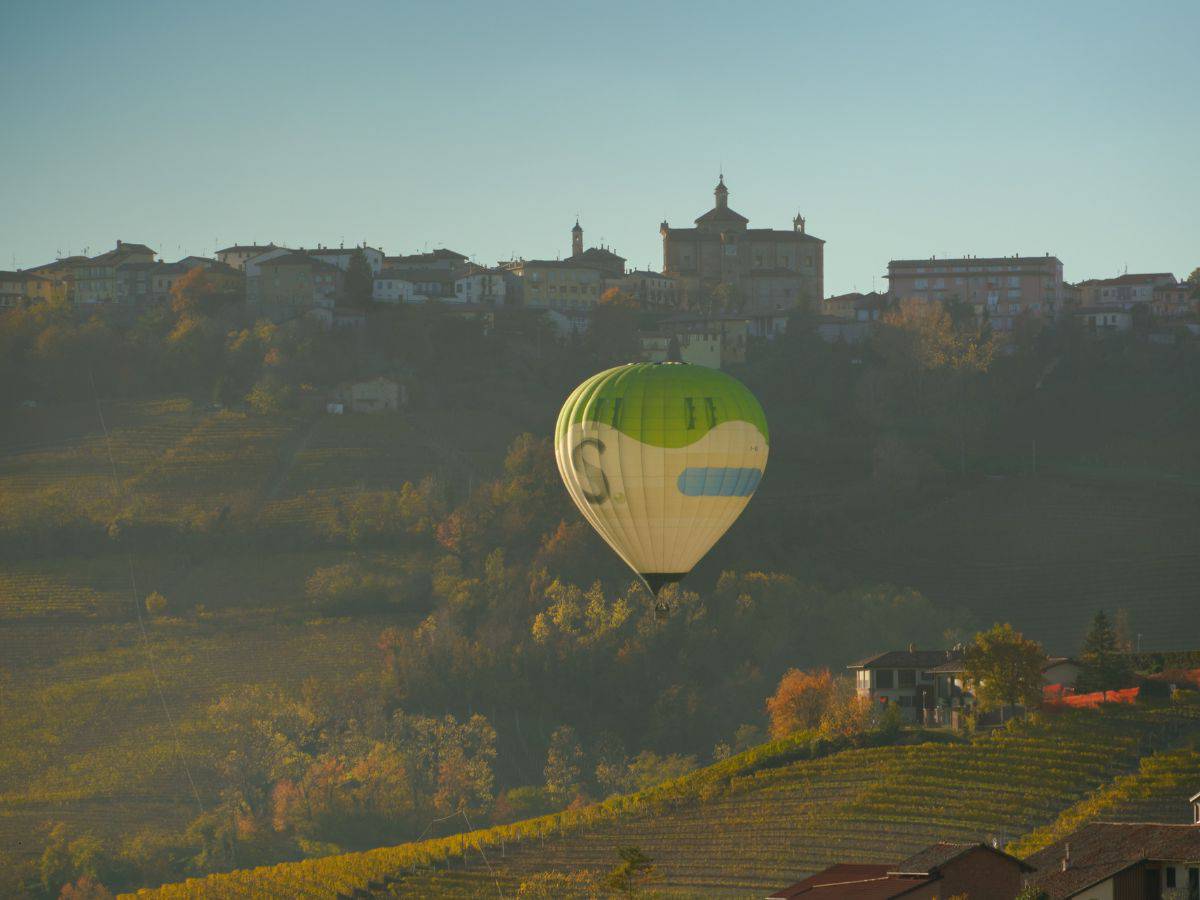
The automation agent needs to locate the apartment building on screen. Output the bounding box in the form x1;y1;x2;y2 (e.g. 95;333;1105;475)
886;254;1064;331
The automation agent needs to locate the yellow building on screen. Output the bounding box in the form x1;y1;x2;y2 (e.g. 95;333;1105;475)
72;241;156;304
27;257;82;302
0;271;61;308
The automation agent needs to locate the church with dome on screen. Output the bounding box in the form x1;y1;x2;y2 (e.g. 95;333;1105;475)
659;176;824;328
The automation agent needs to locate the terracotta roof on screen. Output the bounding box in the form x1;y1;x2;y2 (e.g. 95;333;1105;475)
892;842;1032;876
1025;823;1200;898
1084;273;1175;287
579;247;626;263
694;205;750;226
664;226;821;242
386;249;468;264
889;256;1061;269
849;649;960;670
765;864;932;899
217;244;278;254
258;252;342;273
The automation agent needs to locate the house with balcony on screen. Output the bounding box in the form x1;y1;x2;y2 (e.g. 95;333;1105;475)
849;646;970;726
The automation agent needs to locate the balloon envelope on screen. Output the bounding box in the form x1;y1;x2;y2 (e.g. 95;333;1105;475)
555;363;768;593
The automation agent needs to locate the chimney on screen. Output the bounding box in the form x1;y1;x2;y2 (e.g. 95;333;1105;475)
1061;843;1071;872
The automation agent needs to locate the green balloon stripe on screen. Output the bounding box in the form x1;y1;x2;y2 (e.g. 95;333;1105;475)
556;363;768;450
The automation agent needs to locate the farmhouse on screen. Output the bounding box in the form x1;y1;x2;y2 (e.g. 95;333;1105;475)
1023;797;1200;899
765;842;1030;899
848;646;971;725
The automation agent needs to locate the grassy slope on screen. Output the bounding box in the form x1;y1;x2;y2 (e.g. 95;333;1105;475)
125;703;1200;899
0;399;526;866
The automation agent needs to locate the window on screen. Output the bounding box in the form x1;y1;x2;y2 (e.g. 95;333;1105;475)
898;670;916;688
914;279;928;289
875;670;894;689
1166;867;1176;888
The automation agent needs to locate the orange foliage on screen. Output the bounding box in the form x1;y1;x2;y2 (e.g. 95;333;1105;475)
765;668;838;738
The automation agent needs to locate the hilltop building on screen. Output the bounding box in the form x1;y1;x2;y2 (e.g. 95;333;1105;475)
253;251;343;320
26;257;84;303
1153;280;1195;319
659;176;823;333
502;221;622;312
384;249;469;275
308;244;384;274
72;241;157;304
215;244;281;270
454;265;507;305
0;271;59;309
766;842;1030;899
886;254;1064;331
1075;272;1176;310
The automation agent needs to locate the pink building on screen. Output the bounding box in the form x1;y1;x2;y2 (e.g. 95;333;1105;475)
886;254;1064;331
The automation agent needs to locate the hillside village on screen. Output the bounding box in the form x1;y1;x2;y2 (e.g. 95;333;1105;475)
3;177;1197;374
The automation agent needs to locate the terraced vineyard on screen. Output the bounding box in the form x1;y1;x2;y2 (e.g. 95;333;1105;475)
128;703;1200;898
1009;737;1200;857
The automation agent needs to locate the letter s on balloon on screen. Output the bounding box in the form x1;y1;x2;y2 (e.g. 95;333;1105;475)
571;437;609;504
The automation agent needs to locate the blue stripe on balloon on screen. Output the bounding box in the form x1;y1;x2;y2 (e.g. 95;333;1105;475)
676;467;763;497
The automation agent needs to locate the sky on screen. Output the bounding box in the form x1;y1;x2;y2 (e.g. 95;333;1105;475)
1;0;1197;295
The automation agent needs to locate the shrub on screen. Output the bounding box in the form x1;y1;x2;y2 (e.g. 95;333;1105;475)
144;591;169;617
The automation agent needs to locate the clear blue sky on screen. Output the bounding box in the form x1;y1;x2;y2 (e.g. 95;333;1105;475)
2;0;1196;294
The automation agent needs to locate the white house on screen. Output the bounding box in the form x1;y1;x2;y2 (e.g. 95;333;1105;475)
454;268;507;305
374;270;415;303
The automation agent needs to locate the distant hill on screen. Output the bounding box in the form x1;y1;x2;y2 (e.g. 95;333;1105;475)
126;703;1200;898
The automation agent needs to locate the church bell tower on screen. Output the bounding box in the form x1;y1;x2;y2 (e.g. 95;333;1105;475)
571;219;583;259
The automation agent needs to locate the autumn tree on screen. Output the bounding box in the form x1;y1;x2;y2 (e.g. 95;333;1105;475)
1077;610;1134;692
964;623;1047;716
543;724;585;804
170;266;237;317
765;668;840;738
144;591;168;617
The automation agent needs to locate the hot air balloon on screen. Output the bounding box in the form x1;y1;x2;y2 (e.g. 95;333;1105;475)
555;362;768;604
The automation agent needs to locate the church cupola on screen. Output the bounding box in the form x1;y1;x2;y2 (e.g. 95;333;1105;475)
714;174;729;210
571;219;583;258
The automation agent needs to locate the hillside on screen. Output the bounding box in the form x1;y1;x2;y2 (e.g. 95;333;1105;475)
126;702;1200;898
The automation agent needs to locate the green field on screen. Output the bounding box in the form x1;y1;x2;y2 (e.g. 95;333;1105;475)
125;703;1200;898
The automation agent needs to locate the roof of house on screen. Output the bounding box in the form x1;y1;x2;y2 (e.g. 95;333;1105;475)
28;257;87;273
578;246;626;264
888;255;1061;269
1025;823;1200;898
308;246;381;258
765;863;927;899
89;242;156;264
217;243;278;254
258;251;343;273
849;649;961;670
892;841;1032;876
0;270;51;282
1081;273;1175;287
386;249;468;265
